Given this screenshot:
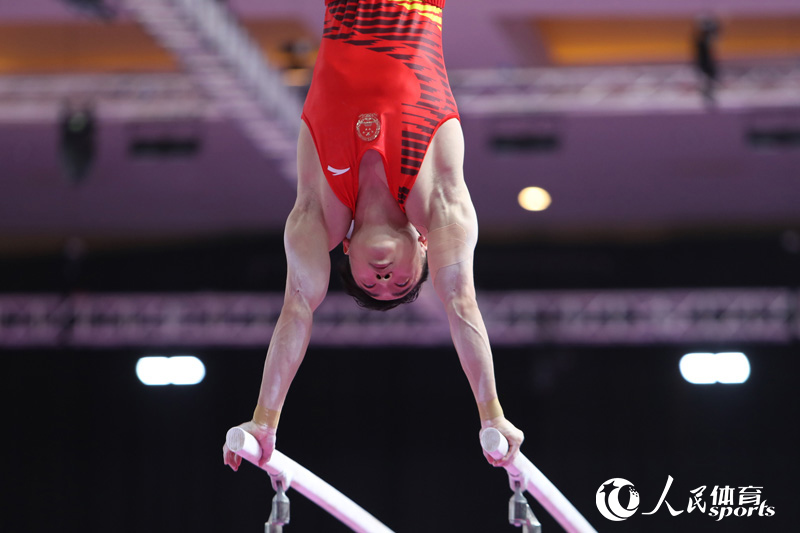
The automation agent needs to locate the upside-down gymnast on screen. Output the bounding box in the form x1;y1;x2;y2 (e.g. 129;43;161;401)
223;0;524;471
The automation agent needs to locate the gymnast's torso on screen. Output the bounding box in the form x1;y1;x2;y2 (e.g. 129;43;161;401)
301;0;459;222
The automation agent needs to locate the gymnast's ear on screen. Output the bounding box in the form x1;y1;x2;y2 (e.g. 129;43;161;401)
342;238;350;255
418;234;428;252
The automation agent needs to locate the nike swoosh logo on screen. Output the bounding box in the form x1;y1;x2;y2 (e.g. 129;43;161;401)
327;165;350;176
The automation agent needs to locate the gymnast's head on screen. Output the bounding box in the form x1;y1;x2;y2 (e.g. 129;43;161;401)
339;224;429;311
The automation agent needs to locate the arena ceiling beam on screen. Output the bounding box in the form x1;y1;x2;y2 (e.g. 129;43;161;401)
2;60;798;127
0;288;794;348
449;61;800;115
118;0;302;179
0;73;216;123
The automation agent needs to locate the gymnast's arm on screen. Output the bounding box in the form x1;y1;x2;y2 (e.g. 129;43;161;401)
428;220;525;467
222;201;331;471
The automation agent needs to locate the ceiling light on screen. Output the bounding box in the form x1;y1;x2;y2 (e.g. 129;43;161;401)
679;352;750;385
518;187;552;212
136;356;206;386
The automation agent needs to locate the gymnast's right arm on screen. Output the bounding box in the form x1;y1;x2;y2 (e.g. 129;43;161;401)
223;201;331;471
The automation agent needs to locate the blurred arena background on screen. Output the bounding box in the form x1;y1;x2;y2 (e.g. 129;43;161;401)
1;1;798;531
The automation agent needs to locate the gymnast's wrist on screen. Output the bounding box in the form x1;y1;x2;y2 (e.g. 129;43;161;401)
252;404;281;429
478;397;504;426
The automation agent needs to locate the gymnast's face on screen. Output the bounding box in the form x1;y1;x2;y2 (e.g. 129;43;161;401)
343;225;427;301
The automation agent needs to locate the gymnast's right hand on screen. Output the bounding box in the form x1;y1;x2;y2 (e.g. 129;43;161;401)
222;421;277;471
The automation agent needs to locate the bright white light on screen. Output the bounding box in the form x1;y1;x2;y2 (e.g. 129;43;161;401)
518;187;552;212
136;356;172;386
136;356;206;386
680;352;750;385
715;352;750;384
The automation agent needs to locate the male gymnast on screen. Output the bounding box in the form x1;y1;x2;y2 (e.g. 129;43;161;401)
223;0;524;471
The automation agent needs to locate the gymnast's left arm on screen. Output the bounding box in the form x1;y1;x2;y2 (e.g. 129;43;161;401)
429;226;524;467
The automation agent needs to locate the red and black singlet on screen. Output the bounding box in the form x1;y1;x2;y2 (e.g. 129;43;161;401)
302;0;459;214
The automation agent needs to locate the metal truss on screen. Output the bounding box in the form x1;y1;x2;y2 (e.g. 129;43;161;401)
0;288;795;348
449;60;800;115
3;59;798;127
119;0;302;179
0;73;217;123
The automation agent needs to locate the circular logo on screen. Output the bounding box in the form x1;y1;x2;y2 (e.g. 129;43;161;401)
356;113;381;142
596;478;640;521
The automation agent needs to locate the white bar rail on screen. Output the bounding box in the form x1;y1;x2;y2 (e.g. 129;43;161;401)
226;427;394;533
481;428;598;533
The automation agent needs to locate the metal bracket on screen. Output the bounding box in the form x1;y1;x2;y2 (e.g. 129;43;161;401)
509;482;541;533
268;466;293;493
265;481;291;533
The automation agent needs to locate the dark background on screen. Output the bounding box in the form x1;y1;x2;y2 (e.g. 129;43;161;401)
2;346;797;532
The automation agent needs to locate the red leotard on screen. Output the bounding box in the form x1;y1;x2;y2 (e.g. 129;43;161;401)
302;0;458;214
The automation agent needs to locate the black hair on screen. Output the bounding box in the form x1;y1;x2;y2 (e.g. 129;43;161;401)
338;256;429;311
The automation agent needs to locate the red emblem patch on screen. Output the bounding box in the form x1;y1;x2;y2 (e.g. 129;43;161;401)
356;113;381;142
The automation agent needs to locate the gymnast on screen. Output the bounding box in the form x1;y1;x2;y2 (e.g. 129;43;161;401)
223;0;524;472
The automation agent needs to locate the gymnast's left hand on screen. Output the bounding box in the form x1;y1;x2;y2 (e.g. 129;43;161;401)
480;416;524;467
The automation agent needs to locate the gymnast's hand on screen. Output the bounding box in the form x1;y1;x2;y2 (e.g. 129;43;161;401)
480;416;524;467
222;421;277;471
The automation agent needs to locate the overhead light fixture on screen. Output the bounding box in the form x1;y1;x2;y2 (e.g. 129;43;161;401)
747;128;800;149
518;187;552;212
60;105;96;185
491;133;560;153
129;138;201;158
679;352;750;385
489;117;562;153
136;356;206;386
744;110;800;150
127;121;203;159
